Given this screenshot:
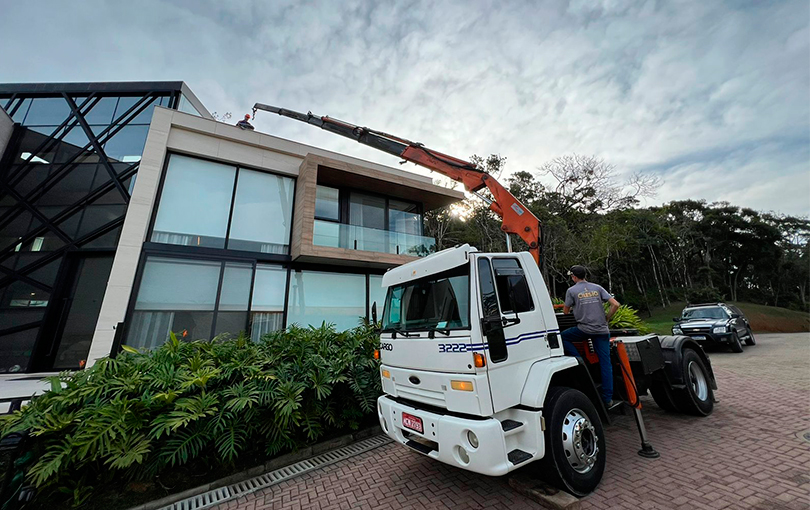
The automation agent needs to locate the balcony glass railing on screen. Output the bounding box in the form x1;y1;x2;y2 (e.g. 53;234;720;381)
313;220;436;257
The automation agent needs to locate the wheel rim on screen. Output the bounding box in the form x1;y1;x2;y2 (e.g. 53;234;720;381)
687;361;709;401
561;408;599;473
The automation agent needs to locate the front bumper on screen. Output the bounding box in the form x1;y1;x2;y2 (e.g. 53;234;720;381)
675;331;732;344
378;395;535;476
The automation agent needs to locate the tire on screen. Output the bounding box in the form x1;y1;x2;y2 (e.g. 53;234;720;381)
744;328;756;346
672;349;714;416
537;387;606;497
650;381;678;412
730;331;743;353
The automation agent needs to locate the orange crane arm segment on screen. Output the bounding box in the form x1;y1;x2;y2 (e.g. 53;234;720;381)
251;104;542;264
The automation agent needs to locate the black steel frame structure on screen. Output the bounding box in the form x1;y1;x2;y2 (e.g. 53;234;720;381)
0;82;209;373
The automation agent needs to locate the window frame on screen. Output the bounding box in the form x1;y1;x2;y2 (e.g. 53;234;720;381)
313;182;424;235
147;152;297;256
490;257;535;314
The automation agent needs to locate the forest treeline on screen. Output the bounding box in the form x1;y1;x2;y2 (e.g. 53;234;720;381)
424;155;810;313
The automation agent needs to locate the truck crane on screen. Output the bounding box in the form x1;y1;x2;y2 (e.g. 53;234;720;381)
252;104;718;496
251;104;542;264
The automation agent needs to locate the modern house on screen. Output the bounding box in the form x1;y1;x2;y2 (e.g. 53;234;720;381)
0;82;463;406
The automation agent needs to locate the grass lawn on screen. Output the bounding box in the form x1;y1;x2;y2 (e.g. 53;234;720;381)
642;301;810;335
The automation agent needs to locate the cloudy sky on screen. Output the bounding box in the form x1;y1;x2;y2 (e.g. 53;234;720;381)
1;0;808;215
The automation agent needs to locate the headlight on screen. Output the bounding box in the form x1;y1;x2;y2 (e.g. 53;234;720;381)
673;327;683;335
713;326;727;334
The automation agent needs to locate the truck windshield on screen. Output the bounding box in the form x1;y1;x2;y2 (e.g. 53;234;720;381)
383;265;470;332
682;307;728;320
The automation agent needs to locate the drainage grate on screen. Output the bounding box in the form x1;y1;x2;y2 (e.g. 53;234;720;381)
159;434;391;510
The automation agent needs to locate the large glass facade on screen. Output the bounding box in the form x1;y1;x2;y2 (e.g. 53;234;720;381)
151;154;294;254
286;270;367;331
0;83;202;373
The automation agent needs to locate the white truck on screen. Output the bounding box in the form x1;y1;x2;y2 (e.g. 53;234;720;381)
373;245;717;495
252;104;718;495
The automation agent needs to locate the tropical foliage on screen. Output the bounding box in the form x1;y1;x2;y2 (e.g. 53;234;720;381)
0;324;381;507
606;304;652;334
426;154;810;313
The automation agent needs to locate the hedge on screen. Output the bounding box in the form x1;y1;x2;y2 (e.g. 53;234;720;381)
0;324;381;508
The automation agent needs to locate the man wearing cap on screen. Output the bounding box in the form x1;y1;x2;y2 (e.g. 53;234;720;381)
562;265;621;406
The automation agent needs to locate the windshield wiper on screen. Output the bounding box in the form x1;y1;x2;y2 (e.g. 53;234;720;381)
381;327;418;338
428;329;452;338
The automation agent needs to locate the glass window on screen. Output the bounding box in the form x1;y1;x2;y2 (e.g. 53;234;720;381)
287;270;366;331
368;275;386;320
228;170;294;254
128;258;221;349
177;94;202;117
23;98;71;126
682;307;728;320
83;97;118;125
103;124;149;163
213;262;252;337
10;98;32;123
152;155;236;249
383;265;469;332
477;258;507;362
1;280;50;308
113;96;159;124
250;264;287;341
315;185;339;220
492;258;534;313
389;199;421;235
350;192;385;230
0;327;38;373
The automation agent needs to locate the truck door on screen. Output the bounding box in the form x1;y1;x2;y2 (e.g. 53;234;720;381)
475;255;552;413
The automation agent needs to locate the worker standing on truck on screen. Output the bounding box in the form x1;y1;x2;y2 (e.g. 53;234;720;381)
561;265;621;406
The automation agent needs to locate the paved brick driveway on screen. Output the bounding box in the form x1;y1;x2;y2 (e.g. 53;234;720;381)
218;333;810;510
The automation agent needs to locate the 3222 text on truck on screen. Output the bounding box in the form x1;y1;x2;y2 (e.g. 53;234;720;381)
254;104;719;496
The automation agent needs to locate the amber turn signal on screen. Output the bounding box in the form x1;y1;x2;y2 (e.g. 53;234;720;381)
473;352;486;368
451;380;474;391
373;349;380;360
381;369;391;379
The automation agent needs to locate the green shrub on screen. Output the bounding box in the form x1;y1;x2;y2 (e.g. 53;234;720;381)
606;303;652;334
0;324;381;506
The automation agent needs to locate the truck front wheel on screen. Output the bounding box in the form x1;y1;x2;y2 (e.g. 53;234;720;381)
538;387;606;497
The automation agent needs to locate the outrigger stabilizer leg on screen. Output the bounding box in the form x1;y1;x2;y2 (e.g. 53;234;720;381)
614;341;660;458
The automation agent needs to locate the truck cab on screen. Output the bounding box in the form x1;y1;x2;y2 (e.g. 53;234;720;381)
376;245;603;492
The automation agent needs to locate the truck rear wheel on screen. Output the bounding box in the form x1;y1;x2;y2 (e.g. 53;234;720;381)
650;381;678;412
538;387;606;497
672;349;714;416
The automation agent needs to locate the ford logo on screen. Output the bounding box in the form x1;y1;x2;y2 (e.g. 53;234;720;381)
409;376;421;385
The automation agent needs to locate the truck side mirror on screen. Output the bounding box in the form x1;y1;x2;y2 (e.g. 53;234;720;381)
371;302;378;324
673;317;682;322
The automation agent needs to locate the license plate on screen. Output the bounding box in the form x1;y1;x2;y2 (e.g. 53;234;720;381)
692;335;706;340
402;412;424;434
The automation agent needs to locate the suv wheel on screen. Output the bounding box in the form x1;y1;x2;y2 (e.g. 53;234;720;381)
744;328;756;346
730;331;744;353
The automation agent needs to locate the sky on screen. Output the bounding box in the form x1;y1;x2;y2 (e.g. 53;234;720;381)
1;0;808;216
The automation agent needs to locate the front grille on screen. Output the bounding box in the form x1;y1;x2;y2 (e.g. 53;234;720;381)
396;384;446;407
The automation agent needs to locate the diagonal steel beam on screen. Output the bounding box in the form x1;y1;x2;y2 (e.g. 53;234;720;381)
63;93;130;205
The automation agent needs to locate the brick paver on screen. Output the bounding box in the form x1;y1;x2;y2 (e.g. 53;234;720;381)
219;333;810;509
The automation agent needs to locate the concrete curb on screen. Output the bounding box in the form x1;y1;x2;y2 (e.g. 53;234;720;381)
126;425;382;510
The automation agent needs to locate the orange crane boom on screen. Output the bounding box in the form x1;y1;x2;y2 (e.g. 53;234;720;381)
252;104;543;264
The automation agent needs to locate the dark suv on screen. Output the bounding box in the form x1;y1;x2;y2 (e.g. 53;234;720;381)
672;303;755;353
